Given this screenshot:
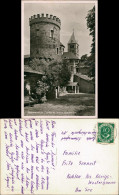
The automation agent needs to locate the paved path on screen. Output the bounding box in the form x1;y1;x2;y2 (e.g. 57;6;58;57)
24;93;95;116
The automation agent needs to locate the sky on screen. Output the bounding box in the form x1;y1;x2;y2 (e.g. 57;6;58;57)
23;1;95;58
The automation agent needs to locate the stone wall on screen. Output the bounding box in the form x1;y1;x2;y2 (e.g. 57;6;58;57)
30;14;62;61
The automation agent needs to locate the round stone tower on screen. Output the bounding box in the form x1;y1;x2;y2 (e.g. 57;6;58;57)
29;13;62;61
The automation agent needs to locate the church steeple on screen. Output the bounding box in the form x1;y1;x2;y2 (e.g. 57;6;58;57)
68;30;77;44
68;30;79;57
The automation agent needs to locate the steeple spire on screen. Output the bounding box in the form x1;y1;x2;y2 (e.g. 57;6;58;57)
68;30;77;44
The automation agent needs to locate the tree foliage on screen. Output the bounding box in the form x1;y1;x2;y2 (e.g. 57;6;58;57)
86;6;95;55
44;61;71;88
36;80;49;96
29;58;49;72
86;6;95;78
29;58;71;88
80;54;88;63
29;58;71;100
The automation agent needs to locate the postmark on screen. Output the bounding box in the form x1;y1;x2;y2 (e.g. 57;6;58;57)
97;123;115;144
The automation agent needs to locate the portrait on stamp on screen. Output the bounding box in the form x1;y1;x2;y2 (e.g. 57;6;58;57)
21;1;98;118
97;123;115;144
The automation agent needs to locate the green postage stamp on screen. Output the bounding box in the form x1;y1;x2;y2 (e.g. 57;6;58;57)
97;123;115;143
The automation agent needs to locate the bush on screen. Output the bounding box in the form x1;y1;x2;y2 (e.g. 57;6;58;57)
35;80;49;103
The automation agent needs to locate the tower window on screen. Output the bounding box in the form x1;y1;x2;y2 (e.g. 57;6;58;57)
50;30;54;38
70;45;74;48
36;29;39;36
56;48;59;54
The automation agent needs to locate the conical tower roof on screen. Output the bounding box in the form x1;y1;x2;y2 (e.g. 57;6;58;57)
68;31;78;44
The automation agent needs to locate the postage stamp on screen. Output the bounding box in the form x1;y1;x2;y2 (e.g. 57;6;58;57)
97;123;115;143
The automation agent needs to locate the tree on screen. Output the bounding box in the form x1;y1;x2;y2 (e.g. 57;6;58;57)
28;58;71;99
80;54;88;63
58;62;71;87
29;58;71;88
86;6;95;78
29;58;49;72
43;60;71;88
35;79;49;102
86;6;95;55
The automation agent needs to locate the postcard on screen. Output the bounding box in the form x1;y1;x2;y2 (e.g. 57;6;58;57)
0;118;118;194
21;0;98;118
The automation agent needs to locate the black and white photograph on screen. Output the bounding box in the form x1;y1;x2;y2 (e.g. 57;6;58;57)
22;1;98;117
